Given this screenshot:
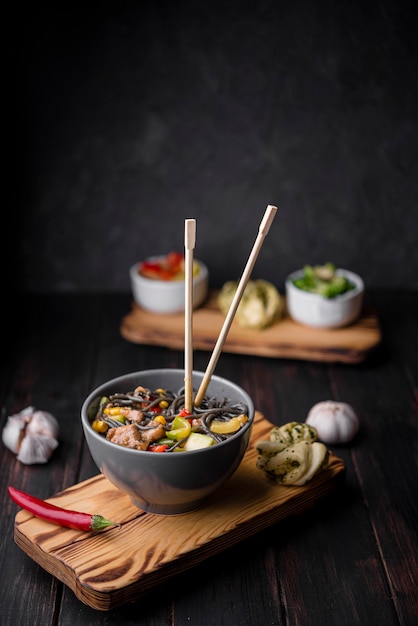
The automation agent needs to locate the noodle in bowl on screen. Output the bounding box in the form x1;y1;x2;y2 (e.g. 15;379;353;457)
81;369;255;515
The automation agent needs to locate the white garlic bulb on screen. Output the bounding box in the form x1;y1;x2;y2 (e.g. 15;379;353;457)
2;406;59;464
1;407;31;454
26;410;59;438
306;401;359;444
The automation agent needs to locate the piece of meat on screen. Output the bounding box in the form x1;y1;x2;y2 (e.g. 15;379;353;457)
106;421;166;450
118;407;144;423
141;422;166;444
106;424;147;450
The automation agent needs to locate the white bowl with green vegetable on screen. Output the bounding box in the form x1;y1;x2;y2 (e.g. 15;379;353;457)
285;264;364;328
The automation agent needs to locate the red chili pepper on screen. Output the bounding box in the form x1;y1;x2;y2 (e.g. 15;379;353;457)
148;443;169;453
8;486;120;531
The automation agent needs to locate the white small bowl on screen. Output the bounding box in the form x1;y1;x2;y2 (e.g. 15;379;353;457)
285;268;364;328
130;257;209;314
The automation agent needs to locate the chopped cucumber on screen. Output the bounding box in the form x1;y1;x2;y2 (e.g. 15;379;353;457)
184;432;215;451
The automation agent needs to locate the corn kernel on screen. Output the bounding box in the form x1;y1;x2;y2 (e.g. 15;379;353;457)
92;420;108;433
154;415;166;425
103;406;122;416
159;400;169;409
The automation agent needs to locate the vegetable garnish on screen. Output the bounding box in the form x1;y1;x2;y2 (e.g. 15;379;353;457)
8;486;120;531
148;443;169;453
139;251;200;281
91;384;249;453
292;263;355;298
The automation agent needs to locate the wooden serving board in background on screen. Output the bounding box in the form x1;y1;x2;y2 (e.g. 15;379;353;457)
13;412;345;611
120;291;381;363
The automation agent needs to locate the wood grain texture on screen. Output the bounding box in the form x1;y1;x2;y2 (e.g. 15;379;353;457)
13;411;345;611
2;291;417;625
120;292;381;363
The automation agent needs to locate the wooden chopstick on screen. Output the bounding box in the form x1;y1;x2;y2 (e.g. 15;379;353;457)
194;205;278;406
184;218;196;413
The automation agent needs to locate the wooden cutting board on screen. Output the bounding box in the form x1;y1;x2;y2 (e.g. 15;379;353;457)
120;292;381;363
13;412;345;611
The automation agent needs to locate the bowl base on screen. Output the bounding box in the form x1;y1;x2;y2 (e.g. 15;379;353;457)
130;496;205;516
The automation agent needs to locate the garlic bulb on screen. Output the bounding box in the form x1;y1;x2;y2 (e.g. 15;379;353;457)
306;401;359;444
26;410;59;438
2;406;59;464
1;406;32;454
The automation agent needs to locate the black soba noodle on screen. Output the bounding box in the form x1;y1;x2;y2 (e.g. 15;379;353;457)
91;384;250;452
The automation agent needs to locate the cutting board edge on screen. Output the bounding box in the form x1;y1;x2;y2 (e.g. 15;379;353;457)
13;456;345;611
120;293;381;364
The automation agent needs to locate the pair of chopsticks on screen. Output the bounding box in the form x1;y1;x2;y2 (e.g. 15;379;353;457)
184;204;278;410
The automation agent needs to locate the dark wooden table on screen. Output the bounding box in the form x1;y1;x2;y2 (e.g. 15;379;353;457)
1;291;417;625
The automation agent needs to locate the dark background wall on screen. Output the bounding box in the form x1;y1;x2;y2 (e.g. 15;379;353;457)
7;0;418;293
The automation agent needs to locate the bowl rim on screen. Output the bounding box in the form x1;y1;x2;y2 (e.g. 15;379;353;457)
81;368;254;457
285;268;364;302
130;257;209;286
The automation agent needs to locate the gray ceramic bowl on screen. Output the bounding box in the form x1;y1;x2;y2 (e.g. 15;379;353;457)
81;369;254;515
